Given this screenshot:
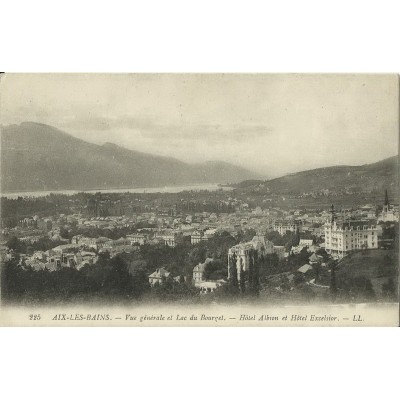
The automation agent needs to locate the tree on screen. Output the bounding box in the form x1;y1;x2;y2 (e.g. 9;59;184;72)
204;259;226;281
6;236;26;253
316;248;330;263
382;278;396;300
151;277;200;303
236;229;257;243
287;247;309;269
32;237;64;252
249;250;260;296
313;263;322;283
259;253;281;278
60;227;70;239
229;253;238;288
102;255;133;297
239;257;246;293
1;260;26;302
376;255;397;278
130;267;150;299
266;231;285;246
212;282;240;301
188;243;208;267
248;249;254;288
329;260;338;302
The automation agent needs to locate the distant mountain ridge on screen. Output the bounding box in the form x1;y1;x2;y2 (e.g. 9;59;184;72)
0;122;259;192
235;155;399;197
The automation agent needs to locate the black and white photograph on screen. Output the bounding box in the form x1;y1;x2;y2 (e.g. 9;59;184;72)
0;73;398;326
1;2;400;400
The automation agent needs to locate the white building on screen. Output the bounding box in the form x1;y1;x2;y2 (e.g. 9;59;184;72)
324;208;379;259
273;220;301;235
148;268;170;286
192;258;214;283
195;280;224;294
71;235;112;251
299;239;313;247
191;229;206;244
227;235;279;280
155;231;182;247
191;228;217;244
127;233;147;245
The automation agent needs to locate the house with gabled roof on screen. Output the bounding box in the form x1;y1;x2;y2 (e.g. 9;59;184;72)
297;263;313;274
309;253;320;264
148;267;170;286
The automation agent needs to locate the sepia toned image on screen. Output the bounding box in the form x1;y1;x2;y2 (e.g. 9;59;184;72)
0;73;398;326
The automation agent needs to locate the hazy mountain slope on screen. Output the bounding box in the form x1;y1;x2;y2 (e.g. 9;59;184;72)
235;156;398;196
0;122;259;192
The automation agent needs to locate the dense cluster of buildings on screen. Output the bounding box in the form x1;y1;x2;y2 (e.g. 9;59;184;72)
1;189;398;292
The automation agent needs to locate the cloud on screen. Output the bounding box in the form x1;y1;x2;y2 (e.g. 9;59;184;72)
59;114;273;144
1;74;397;178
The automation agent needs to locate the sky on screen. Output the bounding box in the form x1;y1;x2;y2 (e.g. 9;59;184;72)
1;73;398;178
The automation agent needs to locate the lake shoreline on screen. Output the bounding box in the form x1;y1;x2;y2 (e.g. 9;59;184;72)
1;183;234;199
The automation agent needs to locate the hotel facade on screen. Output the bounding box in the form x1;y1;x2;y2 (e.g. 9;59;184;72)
324;217;379;259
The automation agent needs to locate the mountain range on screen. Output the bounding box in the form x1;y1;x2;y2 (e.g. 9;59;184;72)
235;156;398;197
1;122;397;196
0;122;259;192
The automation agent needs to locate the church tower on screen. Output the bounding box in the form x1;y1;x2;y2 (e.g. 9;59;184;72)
383;189;390;213
329;204;336;224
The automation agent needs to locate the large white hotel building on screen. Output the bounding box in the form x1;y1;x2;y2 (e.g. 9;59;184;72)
324;206;379;259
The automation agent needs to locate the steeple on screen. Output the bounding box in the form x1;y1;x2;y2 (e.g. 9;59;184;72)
383;189;390;214
384;189;389;207
330;204;335;224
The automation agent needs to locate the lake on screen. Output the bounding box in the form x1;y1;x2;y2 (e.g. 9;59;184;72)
1;184;234;199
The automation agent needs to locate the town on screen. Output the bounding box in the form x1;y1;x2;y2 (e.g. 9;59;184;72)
1;188;398;305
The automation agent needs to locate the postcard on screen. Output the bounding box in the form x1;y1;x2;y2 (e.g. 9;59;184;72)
0;73;398;326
